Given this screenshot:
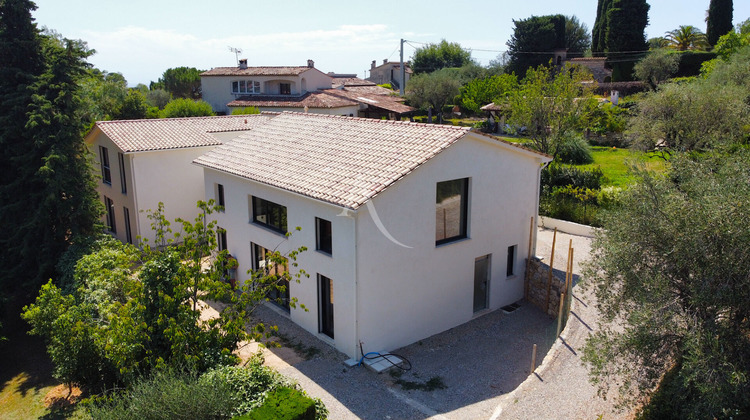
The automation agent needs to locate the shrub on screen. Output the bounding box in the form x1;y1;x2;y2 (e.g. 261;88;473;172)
542;163;604;190
160;98;214;118
237;387;316;420
231;106;261;115
556;132;594;164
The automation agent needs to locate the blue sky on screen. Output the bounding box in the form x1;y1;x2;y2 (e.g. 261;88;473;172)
32;0;750;86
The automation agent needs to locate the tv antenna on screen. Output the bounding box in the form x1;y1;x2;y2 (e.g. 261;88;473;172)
228;46;243;65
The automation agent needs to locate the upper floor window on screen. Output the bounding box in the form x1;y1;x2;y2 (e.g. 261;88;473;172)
216;183;225;210
251;196;287;234
232;80;260;94
316;217;332;255
436;178;469;245
99;146;111;185
280;83;291;95
118;152;127;194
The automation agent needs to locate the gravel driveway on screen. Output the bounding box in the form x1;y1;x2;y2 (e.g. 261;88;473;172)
243;228;628;419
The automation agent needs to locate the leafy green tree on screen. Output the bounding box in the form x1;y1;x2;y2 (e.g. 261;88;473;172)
0;5;102;299
633;49;680;89
506;14;566;77
79;70;129;122
157;66;203;99
160;98;214;118
113;89;148;120
565;15;592;56
24;201;309;392
583;150;750;419
508;63;595;157
411;39;472;74
231;106;261;115
592;0;614;55
146;88;171;109
458;74;518;114
405;68;461;123
706;0;733;46
665;25;709;51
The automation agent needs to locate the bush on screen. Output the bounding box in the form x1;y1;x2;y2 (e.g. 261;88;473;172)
542;163;604;190
556;132;594;164
160;98;214;118
237;387;316;420
231;106;261;115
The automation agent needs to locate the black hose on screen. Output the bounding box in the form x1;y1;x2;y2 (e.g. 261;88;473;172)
358;341;412;371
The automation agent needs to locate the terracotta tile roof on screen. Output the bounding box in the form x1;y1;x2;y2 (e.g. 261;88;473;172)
92;114;274;153
329;90;415;114
228;91;358;109
201;66;312;77
194;112;470;209
342;85;400;96
331;77;376;88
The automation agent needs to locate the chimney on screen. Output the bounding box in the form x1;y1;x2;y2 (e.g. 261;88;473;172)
383;58;388;65
307;59;314;68
239;59;247;69
371;60;376;69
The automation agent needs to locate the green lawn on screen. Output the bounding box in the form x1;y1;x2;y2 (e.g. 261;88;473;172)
582;146;667;187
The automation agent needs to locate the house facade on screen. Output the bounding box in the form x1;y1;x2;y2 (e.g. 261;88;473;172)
85;114;273;244
194;112;551;359
201;59;335;115
366;59;413;91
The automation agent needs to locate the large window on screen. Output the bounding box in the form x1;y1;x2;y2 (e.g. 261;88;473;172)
252;243;289;312
315;217;332;255
99;146;111;185
231;80;260;94
118;152;127;194
123;207;132;244
318;274;334;339
280;83;291;95
435;178;469;245
104;196;116;233
251;196;287;234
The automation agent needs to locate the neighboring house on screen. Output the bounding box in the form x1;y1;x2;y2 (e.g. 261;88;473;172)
194;112;551;360
85;114;273;245
567;57;612;83
201;59;334;115
366;59;413;91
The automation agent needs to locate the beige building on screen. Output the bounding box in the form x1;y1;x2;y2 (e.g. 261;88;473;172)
366;59;413;91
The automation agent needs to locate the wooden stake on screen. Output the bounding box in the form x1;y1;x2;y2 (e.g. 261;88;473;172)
524;216;534;300
530;343;538;373
545;227;557;313
556;292;565;337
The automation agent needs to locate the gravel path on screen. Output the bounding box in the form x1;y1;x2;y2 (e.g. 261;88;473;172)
236;227;629;419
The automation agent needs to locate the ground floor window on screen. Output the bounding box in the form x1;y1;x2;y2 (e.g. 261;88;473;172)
318;274;334;339
252;242;289;312
104;196;116;233
123;207;132;244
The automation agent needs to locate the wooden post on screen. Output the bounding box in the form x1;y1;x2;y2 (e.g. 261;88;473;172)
567;248;574;319
544;227;557;313
530;343;538;373
524;216;534;300
556;292;565;337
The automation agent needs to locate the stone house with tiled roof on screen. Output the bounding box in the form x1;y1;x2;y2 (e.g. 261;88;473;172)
194;112;551;360
366;59;413;91
85;114;273;244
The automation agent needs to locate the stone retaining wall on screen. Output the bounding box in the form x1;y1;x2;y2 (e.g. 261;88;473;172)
525;257;566;317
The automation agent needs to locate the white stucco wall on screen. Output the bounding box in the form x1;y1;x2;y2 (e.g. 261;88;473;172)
201;168;360;358
130;146;216;244
89;133;137;244
353;134;546;355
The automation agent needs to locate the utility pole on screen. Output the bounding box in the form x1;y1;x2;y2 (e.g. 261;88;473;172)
400;38;406;96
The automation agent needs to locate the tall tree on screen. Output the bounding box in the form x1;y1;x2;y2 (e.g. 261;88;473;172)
592;0;614;55
565;15;592;55
411;40;472;74
706;0;733;46
405;68;461;123
0;2;101;297
665;25;709;50
157;66;203;99
604;0;650;80
506;14;566;77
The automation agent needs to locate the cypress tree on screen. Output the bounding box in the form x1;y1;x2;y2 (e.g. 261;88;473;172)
706;0;733;46
605;0;650;81
0;1;101;297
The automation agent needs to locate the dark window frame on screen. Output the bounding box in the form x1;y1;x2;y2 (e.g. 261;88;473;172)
507;245;517;277
217;227;227;251
99;146;111;185
252;242;290;312
217;183;225;210
315;217;332;255
318;274;334;339
435;178;469;245
124;207;132;243
279;83;291;95
118;152;127;194
251;196;287;234
105;196;116;233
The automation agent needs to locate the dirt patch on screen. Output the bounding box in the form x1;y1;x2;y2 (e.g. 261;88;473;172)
43;384;82;410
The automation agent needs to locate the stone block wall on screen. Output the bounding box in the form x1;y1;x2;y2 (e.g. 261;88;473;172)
525;257;567;317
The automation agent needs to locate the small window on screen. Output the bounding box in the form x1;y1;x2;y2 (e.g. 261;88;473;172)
105;196;116;233
99;146;111;185
280;83;291;95
217;227;227;251
252;242;290;312
216;183;225;210
118;152;126;194
123;207;132;244
507;245;517;277
435;178;469;245
316;217;332;255
251;196;287;234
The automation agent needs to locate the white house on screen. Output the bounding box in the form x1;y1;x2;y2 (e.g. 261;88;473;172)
193;112;551;360
85;114;273;244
